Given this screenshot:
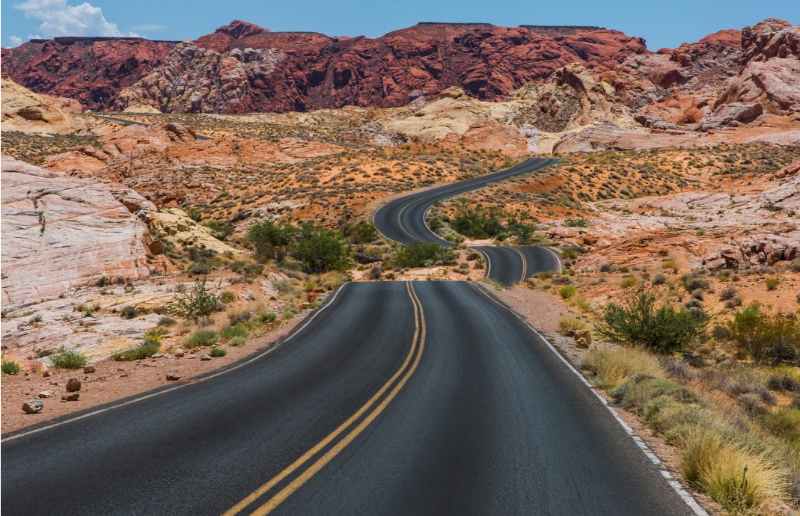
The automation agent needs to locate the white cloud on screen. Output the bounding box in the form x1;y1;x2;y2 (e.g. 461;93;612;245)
8;35;24;47
14;0;138;38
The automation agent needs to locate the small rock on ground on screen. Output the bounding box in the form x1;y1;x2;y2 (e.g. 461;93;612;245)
66;378;82;392
22;400;44;414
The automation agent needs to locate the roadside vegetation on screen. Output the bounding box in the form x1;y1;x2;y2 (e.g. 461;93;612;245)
575;283;800;514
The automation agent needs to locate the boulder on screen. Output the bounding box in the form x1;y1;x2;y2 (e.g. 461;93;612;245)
66;378;82;392
22;400;44;414
62;392;80;402
700;102;763;130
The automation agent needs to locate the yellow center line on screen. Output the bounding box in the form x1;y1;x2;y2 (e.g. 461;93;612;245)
224;282;426;516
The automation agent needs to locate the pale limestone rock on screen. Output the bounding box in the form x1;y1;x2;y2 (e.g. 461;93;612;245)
1;157;153;310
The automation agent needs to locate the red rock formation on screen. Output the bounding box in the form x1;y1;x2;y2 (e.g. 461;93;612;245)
3;21;645;113
1;38;176;111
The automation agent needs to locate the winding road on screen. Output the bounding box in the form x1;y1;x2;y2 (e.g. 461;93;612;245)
1;158;700;515
373;157;560;285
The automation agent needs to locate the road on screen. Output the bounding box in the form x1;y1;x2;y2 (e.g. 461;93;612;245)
2;282;691;515
2;158;698;516
373;157;560;284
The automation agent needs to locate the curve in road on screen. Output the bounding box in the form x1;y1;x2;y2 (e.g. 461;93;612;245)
373;157;560;285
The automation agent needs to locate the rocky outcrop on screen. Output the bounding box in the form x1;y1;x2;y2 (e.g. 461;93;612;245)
709;19;800;122
1;79;84;134
113;43;285;113
4;20;646;113
1;157;154;310
1;37;176;111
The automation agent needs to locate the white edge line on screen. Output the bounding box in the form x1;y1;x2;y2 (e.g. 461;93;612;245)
2;283;350;444
512;247;527;283
469;282;709;516
542;246;563;273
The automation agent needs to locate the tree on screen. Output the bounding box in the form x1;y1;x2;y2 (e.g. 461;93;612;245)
246;219;295;262
290;223;350;273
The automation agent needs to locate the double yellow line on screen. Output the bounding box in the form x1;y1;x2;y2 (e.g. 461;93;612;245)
224;282;427;515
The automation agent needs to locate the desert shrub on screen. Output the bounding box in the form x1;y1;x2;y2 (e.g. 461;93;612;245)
612;376;697;411
246;219;295;262
209;347;227;358
120;305;138;319
221;323;249;341
220;291;236;304
2;359;20;375
600;291;707;353
766;277;781;291
762;408;800;442
767;370;800;392
229;336;247;347
185;329;219;348
719;286;738;301
51;349;87;369
729;305;800;364
113;330;162;361
204;220;234;241
582;346;664;389
230;260;264;278
451;204;503;238
620;275;638;289
682;273;710;292
344;220;378;244
564;218;589;228
392;243;455;268
652;273;667;285
559;285;577;300
558;317;587;336
290;223;350;273
174;280;221;322
255;311;277;325
504;219;536;244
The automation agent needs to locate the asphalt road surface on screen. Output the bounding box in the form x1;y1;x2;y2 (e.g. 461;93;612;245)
373;157;560;284
2;282;691;515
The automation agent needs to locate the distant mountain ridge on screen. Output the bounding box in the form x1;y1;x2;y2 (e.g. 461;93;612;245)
2;18;798;127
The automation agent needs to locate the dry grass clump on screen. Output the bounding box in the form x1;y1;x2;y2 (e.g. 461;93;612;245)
680;429;789;514
581;345;664;388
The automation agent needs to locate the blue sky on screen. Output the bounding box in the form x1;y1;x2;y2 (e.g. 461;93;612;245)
2;0;798;50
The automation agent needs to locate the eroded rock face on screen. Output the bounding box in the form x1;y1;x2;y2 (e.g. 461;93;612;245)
1;38;176;111
113;43;285;113
1;157;154;310
4;20;646;113
710;19;800;120
1;79;84;134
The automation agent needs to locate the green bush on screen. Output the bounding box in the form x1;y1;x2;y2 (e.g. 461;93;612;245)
174;280;221;322
290;223;350;273
600;290;707;353
246;219;295;262
51;349;88;369
344;220;378;244
451;204;503;238
392;242;455;268
113;331;161;361
728;304;800;364
559;285;577;300
221;323;249;341
220;291;236;304
209;347;227;358
204;220;234;241
766;277;780;291
2;359;21;375
761;408;800;442
185;329;219;348
229;336;247;347
564;218;589;228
